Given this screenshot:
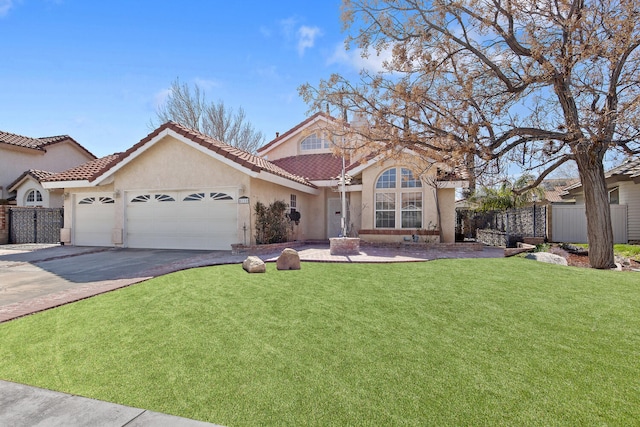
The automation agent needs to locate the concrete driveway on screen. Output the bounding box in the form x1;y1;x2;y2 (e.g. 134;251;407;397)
0;245;245;322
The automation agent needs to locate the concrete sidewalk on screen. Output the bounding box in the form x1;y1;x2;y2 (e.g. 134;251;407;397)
0;380;221;426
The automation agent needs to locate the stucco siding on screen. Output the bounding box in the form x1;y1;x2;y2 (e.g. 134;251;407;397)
437;188;456;243
263;123;334;161
359;159;452;241
248;178;321;242
14;178;65;208
1;142;93;199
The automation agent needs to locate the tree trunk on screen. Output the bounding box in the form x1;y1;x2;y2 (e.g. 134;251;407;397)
574;152;616;269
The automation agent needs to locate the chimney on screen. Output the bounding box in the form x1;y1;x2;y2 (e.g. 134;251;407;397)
276;132;280;138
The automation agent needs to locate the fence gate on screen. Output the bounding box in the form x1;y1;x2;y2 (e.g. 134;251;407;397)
9;207;63;244
551;205;627;244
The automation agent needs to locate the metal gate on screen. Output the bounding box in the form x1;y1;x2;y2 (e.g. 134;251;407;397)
9;207;63;244
551;204;627;244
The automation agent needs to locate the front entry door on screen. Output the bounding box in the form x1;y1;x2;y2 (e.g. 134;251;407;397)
327;198;343;238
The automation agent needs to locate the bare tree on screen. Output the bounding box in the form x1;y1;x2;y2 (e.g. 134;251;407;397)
300;0;640;268
152;79;265;153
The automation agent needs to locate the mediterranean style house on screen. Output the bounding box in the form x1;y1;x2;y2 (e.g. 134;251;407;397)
43;113;467;249
1;130;95;207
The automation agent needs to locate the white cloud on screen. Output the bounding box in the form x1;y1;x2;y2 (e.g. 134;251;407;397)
297;25;322;56
327;42;392;73
152;88;171;109
279;17;298;38
193;77;220;91
0;0;14;17
259;25;272;37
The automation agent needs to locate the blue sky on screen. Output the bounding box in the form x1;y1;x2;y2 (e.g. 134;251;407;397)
0;0;376;157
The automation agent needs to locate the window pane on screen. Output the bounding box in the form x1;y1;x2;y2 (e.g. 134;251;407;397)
402;211;422;228
376;168;396;188
401;192;422;228
401;192;422;210
376;211;395;228
401;168;422;188
301;133;325;150
375;193;395;210
609;188;619;204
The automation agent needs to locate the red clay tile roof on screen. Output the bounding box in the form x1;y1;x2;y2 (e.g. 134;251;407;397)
0;130;95;159
270;153;358;181
45;122;315;188
257;112;342;154
7;169;58;191
45;153;123;182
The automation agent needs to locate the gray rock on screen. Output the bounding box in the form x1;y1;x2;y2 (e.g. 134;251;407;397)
615;255;631;267
525;252;568;266
276;248;301;270
242;256;266;273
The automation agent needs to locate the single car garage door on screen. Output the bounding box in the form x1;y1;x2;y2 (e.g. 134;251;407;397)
126;190;238;250
74;194;116;246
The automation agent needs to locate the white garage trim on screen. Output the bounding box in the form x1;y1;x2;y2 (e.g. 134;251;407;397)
74;193;116;246
125;189;238;250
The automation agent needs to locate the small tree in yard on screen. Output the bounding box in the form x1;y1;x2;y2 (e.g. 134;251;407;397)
471;175;546;212
300;0;640;268
254;200;290;244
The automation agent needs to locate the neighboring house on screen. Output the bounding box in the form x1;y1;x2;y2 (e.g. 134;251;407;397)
0;130;96;207
559;157;640;243
43;114;467;250
539;179;578;206
8;170;60;208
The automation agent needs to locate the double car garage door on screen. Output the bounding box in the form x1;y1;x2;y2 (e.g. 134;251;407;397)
74;190;237;250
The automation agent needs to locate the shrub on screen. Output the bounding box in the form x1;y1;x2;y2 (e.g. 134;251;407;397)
254;200;290;244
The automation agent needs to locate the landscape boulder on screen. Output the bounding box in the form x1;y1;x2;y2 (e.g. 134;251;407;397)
276;248;301;270
525;252;568;266
242;256;266;273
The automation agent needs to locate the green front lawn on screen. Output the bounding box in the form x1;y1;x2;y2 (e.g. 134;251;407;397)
1;259;639;426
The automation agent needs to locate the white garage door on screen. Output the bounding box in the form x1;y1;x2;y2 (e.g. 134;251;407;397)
126;190;238;250
74;194;115;246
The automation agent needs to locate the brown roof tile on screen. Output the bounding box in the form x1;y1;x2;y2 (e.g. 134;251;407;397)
7;169;58;191
271;153;352;181
45;153;123;182
0;130;95;159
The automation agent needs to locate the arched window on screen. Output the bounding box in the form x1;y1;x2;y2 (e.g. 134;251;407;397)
374;168;422;229
25;189;43;206
300;133;330;150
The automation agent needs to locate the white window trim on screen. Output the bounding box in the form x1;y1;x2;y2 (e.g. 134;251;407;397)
374;167;423;229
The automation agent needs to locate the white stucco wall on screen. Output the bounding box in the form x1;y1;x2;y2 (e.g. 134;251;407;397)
14;178;64;208
261;123;335;161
